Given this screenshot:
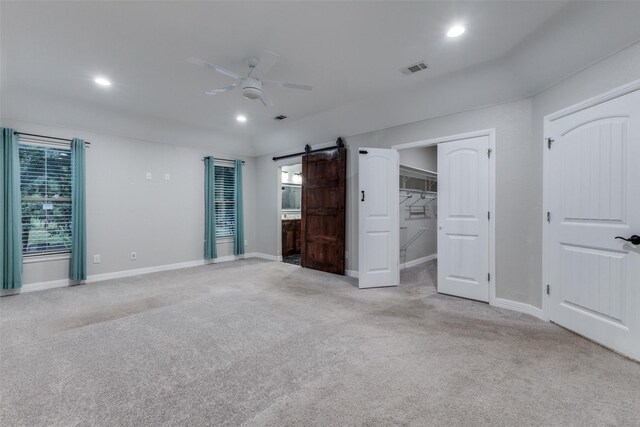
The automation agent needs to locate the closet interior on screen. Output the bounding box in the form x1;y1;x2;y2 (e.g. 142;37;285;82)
399;164;437;267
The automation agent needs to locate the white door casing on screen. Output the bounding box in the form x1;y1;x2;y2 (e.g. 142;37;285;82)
546;86;640;361
358;148;399;288
437;136;491;302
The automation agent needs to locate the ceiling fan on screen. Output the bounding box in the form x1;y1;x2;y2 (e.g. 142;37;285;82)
188;51;312;107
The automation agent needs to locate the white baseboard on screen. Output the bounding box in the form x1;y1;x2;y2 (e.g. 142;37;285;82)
17;253;277;294
345;269;359;278
15;278;72;293
86;259;210;283
400;254;437;270
252;253;282;262
492;297;546;321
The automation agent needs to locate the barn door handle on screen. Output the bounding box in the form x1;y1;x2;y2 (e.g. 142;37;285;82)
615;235;640;245
361;191;365;202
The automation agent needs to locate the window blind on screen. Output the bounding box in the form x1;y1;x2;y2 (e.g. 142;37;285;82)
19;143;73;254
214;164;235;238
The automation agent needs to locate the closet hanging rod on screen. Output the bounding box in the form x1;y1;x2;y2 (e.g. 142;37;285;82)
408;195;436;207
16;132;91;147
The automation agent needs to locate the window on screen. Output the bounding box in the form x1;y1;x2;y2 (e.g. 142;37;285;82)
214;164;235;238
19;144;72;255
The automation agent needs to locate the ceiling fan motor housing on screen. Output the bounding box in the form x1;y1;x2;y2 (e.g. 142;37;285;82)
242;77;262;100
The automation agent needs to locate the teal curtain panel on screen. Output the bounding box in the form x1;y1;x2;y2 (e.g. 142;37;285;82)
233;160;244;255
70;138;87;281
204;157;217;259
1;128;23;290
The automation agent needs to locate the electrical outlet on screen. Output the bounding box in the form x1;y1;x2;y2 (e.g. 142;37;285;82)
345;251;349;260
164;173;171;181
146;172;152;180
93;254;101;264
131;252;137;260
244;240;248;246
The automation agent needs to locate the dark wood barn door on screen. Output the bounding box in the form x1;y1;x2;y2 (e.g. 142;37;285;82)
301;148;346;275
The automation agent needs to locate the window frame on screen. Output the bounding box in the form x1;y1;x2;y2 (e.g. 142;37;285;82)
18;140;73;257
213;161;236;241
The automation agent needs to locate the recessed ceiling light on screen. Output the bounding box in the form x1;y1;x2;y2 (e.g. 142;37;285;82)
447;25;466;38
236;115;247;123
94;76;112;87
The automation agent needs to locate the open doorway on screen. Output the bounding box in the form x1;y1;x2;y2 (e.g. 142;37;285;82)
359;130;495;299
280;163;302;266
398;147;438;291
276;145;347;274
389;129;495;302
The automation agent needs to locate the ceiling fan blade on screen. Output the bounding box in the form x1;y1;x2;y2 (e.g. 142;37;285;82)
205;84;238;95
253;51;280;77
259;93;275;107
187;57;242;80
263;80;313;91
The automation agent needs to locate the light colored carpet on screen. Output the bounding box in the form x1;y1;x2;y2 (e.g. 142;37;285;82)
1;259;639;426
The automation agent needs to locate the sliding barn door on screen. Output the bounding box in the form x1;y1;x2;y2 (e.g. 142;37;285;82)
437;136;490;302
301;148;346;275
547;88;640;361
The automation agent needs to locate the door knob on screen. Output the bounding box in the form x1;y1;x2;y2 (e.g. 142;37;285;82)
615;235;640;245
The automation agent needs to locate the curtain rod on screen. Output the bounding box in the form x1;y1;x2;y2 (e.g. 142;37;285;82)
15;132;91;146
272;137;345;162
201;156;245;164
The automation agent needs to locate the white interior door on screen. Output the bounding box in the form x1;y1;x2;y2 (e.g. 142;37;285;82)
358;148;399;288
437;136;490;302
547;88;640;361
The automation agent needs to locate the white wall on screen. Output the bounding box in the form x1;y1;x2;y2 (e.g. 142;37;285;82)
0;119;255;286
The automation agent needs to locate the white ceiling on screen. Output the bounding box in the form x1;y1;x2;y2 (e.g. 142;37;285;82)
2;1;640;156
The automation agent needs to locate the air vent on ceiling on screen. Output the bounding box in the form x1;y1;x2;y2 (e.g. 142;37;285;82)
400;61;428;75
274;115;287;120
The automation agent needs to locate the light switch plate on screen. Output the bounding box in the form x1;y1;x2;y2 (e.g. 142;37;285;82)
146;172;152;180
164;173;171;181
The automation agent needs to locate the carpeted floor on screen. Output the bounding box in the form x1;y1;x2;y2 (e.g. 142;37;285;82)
1;259;639;426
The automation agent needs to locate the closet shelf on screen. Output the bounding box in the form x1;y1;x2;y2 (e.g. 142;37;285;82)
399;164;437;178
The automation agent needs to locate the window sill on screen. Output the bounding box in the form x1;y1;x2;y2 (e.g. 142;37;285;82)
216;237;235;243
23;252;71;264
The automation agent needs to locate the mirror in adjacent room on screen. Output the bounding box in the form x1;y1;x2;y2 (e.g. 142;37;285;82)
282;184;301;211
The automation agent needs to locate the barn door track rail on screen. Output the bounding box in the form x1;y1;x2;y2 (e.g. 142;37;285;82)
272;137;345;161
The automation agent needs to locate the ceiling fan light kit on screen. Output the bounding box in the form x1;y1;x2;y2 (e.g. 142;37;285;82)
188;51;312;107
242;78;262;100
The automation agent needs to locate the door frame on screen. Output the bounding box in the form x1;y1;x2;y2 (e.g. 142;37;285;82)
542;78;640;322
276;159;303;262
393;128;496;304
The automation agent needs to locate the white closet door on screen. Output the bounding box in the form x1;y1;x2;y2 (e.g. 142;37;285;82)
547;88;640;361
437;136;490;302
358;148;399;288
